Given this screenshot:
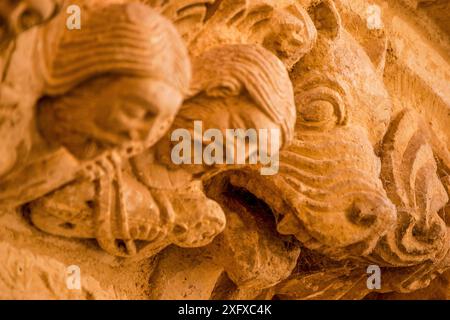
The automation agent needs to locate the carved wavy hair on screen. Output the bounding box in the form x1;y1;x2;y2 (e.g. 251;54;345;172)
188;44;296;143
37;2;191;96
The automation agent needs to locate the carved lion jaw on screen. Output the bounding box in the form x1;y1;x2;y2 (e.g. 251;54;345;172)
203;128;397;261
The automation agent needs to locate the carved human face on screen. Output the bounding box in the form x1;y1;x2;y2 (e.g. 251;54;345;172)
38;76;184;159
92;79;183;148
33;2;192;159
188;0;317;69
247;0;318;69
156;44;296;174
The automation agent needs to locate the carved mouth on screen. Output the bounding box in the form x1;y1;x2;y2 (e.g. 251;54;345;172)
203;169;302;290
203;169;304;253
203;160;396;261
204;170;293;238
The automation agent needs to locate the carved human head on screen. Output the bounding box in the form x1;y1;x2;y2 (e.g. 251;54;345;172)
157;44;297;173
186;0;318;69
35;3;192;159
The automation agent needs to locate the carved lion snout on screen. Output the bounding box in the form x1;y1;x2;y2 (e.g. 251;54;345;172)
204;125;397;260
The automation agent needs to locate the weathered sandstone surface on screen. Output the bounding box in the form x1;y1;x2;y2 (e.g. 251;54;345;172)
0;0;449;300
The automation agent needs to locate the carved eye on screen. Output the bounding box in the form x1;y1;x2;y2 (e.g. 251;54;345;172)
299;100;335;123
122;100;156;121
295;86;347;129
123;104;148;119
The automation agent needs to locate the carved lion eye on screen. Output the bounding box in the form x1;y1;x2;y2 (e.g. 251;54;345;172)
299;100;335;123
295;86;348;129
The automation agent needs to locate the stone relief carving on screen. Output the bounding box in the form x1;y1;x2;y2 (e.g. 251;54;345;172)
206;0;394;258
28;43;296;259
0;1;191;207
0;0;449;300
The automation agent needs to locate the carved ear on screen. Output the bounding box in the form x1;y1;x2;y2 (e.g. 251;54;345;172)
307;0;342;40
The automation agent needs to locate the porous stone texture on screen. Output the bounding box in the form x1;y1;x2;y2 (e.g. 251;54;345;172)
0;0;449;300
